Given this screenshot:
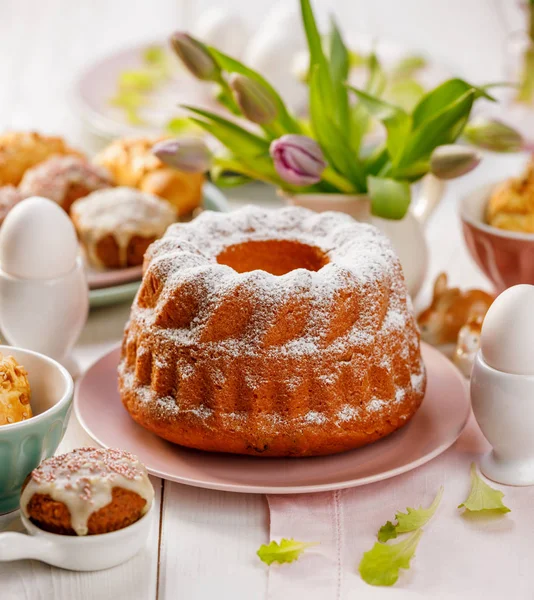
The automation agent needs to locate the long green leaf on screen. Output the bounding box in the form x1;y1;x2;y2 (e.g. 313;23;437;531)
328;18;350;131
364;145;390;177
300;0;335;109
349;101;371;156
207;47;300;133
309;68;365;190
365;52;387;97
182;106;269;157
398;89;475;166
412;79;491;129
347;87;411;163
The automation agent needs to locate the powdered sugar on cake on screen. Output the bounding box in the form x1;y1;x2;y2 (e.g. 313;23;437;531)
119;205;426;440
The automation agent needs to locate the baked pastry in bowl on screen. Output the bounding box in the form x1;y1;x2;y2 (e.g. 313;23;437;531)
0;353;32;426
21;447;154;535
19;155;112;213
94;137;204;217
71;187;177;269
119;206;426;457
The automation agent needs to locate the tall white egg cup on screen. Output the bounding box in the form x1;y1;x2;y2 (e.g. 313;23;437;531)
471;351;534;486
0;257;88;378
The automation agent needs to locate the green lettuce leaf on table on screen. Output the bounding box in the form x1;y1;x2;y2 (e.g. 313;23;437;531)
359;530;423;587
257;538;319;566
458;463;511;514
378;486;444;542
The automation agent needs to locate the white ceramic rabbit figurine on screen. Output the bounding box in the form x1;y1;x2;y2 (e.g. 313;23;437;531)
0;197;88;376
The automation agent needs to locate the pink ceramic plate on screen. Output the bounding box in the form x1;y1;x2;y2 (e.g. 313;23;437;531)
75;343;469;494
85;263;143;290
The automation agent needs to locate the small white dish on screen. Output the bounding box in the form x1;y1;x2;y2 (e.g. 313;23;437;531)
0;503;154;571
472;351;534;486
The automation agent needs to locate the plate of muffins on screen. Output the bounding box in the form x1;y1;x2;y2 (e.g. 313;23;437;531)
0;131;229;307
75;205;471;494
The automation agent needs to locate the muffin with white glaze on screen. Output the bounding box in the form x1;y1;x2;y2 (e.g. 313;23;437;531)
20;447;154;536
71;186;177;269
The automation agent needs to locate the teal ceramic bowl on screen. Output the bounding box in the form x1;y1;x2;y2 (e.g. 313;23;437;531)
0;346;73;514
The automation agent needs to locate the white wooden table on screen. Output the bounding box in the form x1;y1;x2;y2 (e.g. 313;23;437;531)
0;1;528;598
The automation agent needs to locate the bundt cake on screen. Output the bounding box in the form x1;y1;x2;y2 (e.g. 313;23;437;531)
119;206;426;457
21;447;154;536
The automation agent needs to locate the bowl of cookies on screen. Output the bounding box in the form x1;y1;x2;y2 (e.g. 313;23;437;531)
0;346;73;514
460;159;534;292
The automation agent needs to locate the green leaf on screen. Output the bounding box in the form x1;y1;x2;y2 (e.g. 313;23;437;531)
309;68;365;190
208;47;300;133
257;539;318;566
377;521;398;543
412;78;491;130
391;54;427;80
349;101;371;155
359;530;423;587
398;89;475;166
378;487;443;542
365;52;387;97
300;0;330;78
300;0;336;114
210;165;253;187
364;145;389;177
368;176;411;219
347;87;411;162
384;79;425;112
394;160;430;182
328;17;350;130
165;117;202;135
182;106;269;157
458;463;511;514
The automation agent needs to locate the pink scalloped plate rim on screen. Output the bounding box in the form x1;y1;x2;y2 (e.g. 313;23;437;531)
85;263;143;290
74;342;469;494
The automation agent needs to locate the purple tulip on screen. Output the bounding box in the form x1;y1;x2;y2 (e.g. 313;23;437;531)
152;137;211;173
170;33;219;81
270;135;327;186
229;74;278;125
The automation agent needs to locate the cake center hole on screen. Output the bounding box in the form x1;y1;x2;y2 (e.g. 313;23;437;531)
216;240;329;275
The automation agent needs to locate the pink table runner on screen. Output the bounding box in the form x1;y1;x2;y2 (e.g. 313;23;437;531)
266;416;534;599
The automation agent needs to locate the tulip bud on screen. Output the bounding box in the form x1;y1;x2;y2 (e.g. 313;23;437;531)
270;135;326;186
152;137;211;173
463;118;524;153
430;145;481;180
229;74;278;125
170;33;219;81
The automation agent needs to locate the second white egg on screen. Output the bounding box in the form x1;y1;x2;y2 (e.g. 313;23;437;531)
480;284;534;375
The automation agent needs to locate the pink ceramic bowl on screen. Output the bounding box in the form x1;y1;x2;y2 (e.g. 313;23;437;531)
460;182;534;292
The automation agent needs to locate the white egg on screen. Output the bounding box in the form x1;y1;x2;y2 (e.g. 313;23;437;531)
0;196;78;279
480;285;534;375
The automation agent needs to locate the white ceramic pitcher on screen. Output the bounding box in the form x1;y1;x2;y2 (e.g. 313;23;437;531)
284;175;446;298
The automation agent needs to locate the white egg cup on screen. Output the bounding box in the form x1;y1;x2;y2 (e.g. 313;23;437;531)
0;257;88;378
0;503;154;571
471;351;534;486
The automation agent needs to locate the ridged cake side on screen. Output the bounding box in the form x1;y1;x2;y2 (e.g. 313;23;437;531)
119;206;426;457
